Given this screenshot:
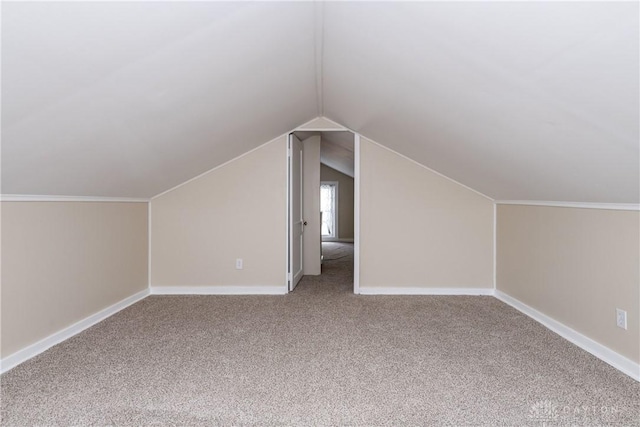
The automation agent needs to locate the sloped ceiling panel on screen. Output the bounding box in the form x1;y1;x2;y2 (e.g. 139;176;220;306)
2;2;318;198
3;2;638;203
323;2;639;203
319;132;355;178
295;131;355;177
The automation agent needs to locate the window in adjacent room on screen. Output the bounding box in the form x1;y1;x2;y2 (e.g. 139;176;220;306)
320;182;338;238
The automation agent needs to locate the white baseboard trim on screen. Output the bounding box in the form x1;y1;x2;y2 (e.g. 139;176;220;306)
494;290;640;382
150;286;288;295
358;287;494;295
0;288;150;374
322;238;354;243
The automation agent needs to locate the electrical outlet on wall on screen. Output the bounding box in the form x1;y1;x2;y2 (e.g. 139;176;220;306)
616;308;627;330
235;258;243;270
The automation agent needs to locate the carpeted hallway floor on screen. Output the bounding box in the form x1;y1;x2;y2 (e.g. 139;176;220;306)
2;242;639;425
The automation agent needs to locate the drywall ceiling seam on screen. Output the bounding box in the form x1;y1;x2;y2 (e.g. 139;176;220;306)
314;0;325;116
495;200;640;211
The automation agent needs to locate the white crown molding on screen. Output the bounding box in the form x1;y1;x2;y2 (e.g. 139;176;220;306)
494;290;640;382
150;286;288;295
358;287;493;296
496;200;640;211
0;195;149;203
0;289;149;374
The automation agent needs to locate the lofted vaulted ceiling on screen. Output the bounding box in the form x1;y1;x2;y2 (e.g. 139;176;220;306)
2;2;318;198
2;2;638;202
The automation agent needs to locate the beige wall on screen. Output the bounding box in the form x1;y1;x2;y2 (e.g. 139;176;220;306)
303;136;321;275
359;138;494;288
497;205;640;363
1;201;148;358
320;164;354;240
150;137;287;288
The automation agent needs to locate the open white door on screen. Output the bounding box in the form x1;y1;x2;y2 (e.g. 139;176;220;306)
288;133;304;290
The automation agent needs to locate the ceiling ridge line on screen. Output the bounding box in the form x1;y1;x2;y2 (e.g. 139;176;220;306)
314;0;325;116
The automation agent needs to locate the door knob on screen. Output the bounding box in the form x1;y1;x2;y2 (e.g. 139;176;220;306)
303;221;308;226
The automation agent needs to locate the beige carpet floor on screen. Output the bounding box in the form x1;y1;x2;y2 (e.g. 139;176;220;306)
2;242;639;425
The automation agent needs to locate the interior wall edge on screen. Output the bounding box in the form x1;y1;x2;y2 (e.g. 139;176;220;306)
0;289;150;375
493;202;497;291
353;132;361;294
148;201;152;290
495;290;640;382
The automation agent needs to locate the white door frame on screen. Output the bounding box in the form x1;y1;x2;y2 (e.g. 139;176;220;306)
287;133;304;291
287;128;360;294
285;136;291;292
353;133;360;294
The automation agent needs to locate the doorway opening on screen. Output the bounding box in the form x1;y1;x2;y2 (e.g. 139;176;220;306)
288;130;356;293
